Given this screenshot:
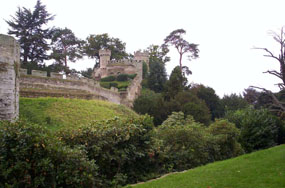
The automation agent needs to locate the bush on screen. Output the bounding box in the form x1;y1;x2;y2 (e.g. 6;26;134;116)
225;108;284;153
101;76;116;82
116;74;129;81
0;120;98;188
156;112;210;171
57;115;156;186
109;82;118;88
128;74;137;79
207;119;244;160
100;82;110;89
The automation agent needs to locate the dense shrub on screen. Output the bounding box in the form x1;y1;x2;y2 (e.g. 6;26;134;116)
101;75;116;82
154;112;244;172
116;74;129;81
100;82;111;89
109;82;118;88
156;112;209;171
57;115;156;187
127;73;137;79
207;119;244;160
133;89;168;125
225;108;285;152
0;121;98;188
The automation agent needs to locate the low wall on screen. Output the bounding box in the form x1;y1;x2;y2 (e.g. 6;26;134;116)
20;75;123;105
19;67;142;107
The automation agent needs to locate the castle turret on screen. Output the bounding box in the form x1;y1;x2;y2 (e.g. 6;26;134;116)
134;50;149;68
99;49;111;68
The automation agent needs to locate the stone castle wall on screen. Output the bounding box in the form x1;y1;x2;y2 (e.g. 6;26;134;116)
0;34;20;121
19;67;143;107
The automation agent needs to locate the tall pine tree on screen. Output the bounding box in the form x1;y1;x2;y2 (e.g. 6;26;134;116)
6;0;54;68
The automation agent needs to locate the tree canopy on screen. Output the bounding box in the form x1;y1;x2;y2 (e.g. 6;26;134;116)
50;27;84;72
6;0;54;65
84;33;128;64
163;29;199;76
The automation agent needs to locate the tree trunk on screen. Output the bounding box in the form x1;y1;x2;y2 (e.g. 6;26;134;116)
179;53;183;73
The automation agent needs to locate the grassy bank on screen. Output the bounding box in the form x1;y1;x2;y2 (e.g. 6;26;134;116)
128;145;285;188
20;97;138;130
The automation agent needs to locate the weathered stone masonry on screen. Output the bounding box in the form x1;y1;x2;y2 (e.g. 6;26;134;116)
0;34;20;121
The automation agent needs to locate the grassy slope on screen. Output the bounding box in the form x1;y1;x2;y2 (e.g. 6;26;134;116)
130;145;285;188
20;97;138;130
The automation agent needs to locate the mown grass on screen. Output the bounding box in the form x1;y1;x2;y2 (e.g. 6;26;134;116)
20;97;138;131
128;145;285;188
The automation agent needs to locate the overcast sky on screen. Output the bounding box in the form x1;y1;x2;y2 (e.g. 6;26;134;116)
1;0;284;97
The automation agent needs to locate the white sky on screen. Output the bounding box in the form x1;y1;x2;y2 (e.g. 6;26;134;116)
1;0;284;97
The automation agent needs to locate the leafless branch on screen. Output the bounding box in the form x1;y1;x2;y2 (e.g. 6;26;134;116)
250;86;285;112
253;47;280;62
263;70;282;79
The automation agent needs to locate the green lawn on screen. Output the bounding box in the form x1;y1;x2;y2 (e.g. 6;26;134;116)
20;97;138;131
128;145;285;188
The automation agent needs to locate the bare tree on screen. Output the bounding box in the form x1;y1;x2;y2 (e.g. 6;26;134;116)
252;27;285;114
254;27;285;89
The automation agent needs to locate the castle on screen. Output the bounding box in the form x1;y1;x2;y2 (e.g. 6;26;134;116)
93;49;149;79
0;34;149;121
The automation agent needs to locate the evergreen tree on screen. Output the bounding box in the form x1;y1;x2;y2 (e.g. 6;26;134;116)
164;66;188;100
147;45;168;93
6;0;54;67
50;27;84;72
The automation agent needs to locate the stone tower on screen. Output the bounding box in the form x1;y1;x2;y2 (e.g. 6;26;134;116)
0;34;20;121
99;49;111;68
134;50;149;67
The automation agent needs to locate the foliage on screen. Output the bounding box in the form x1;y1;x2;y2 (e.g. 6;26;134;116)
6;0;54;65
221;93;248;112
127;74;137;79
208;119;244;160
243;87;260;105
101;75;116;82
225;108;285;153
162;29;199;75
163;66;188;100
80;68;93;79
129;145;285;188
117;74;129;81
146;45;168;93
142;62;148;79
50;27;84;70
84;33;128;63
191;84;224;120
0;120;98;187
19;97;138;131
57;115;156;187
182;102;211;125
133;89;168;126
156;113;210;171
155;112;243;172
175;91;211;125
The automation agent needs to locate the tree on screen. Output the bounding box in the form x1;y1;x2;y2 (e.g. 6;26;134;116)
84;33;128;64
243;87;260;105
6;0;54;66
81;68;93;79
50;27;84;72
163;29;199;75
254;27;285;88
252;27;285;115
221;93;248;112
163;66;188;100
191;84;224;120
146;45;169;92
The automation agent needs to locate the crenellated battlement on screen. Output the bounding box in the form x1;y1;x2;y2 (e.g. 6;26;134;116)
93;49;149;79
